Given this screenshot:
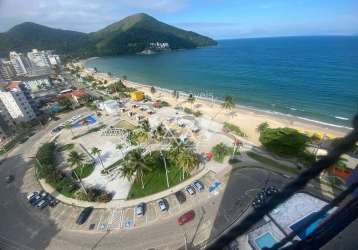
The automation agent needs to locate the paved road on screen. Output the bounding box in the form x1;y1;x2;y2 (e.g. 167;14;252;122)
0;108;289;250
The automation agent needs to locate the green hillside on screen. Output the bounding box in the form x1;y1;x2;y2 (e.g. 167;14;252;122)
0;13;217;57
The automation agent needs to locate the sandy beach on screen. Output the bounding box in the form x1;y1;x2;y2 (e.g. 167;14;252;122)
75;61;351;145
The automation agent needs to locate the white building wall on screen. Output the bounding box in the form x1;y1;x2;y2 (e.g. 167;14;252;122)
0;90;36;123
9;52;28;76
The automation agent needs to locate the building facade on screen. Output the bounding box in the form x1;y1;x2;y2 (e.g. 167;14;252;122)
0;59;16;81
0;100;16;135
0;89;37;123
9;51;31;76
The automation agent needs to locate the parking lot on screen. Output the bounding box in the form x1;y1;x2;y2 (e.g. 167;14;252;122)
24;171;221;233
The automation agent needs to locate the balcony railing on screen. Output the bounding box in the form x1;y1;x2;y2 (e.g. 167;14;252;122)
206;115;358;250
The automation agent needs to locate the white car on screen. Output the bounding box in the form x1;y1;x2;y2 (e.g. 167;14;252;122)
135;203;145;216
192;180;204;192
26;191;38;201
157;199;168;212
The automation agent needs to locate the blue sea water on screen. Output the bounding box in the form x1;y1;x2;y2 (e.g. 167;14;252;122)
86;36;358;128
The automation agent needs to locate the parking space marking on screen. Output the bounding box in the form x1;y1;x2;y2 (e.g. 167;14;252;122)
62;207;81;229
54;206;72;225
49;204;66;219
132;208;136;226
146;202;158;223
108;209;115;226
122;207;135;230
84;209;102;230
110;209;123;229
96;210;106;230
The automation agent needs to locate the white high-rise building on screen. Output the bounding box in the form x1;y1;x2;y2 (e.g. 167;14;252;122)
9;51;30;76
47;54;61;66
27;49;51;68
0;88;36;123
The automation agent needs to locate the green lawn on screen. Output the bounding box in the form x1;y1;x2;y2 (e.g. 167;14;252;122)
73;163;95;179
58;143;74;151
246;151;299;174
127;162;189;199
115;120;136;130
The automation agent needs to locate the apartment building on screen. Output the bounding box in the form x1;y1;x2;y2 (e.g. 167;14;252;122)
0;88;37;123
9;51;31;76
0;59;16;81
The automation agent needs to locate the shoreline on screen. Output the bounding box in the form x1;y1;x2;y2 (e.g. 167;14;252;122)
118;79;352;132
78;59;351;144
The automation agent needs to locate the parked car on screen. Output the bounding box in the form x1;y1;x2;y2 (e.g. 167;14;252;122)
36;199;49;209
157;198;168;212
26;191;38;201
208;181;221;192
185;185;196;196
177;210;195;225
265;186;279;196
192;180;204;192
5;175;14;184
175;191;186;204
135;202;146;216
76;207;94;225
30;194;43;206
47;195;59;207
39;191;49;199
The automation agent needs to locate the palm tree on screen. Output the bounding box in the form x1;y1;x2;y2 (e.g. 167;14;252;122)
119;163;135;182
222;96;235;113
257;122;269;133
169;141;197;180
91;147;104;169
64;123;74;137
177;149;198;180
68;151;87;194
187;94;195;109
121;149;151;189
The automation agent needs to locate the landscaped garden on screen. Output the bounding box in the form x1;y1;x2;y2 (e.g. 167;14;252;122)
127;150;190;199
35;142;112;202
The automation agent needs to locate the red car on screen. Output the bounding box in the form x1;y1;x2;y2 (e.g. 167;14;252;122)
177;210;195;225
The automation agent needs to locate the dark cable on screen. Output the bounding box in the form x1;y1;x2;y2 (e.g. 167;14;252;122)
205;115;358;250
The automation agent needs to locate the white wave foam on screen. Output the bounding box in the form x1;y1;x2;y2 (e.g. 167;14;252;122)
335;116;349;121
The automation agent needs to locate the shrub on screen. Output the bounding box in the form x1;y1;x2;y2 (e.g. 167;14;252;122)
184;107;202;117
259;127;310;157
55;176;79;197
76;188;113;202
257;122;269;132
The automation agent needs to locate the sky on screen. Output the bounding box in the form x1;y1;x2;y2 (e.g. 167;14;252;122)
0;0;357;39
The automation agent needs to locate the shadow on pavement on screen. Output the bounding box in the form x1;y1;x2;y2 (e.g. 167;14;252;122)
0;152;61;250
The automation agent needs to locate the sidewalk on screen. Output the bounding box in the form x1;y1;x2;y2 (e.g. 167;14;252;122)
38;162;223;209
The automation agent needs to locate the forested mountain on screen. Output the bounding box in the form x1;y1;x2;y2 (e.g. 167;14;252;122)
0;13;217;57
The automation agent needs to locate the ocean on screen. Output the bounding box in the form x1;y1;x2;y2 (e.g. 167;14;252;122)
86;36;358;128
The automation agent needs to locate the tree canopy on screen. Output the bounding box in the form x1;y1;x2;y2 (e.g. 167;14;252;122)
259;127;310;157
